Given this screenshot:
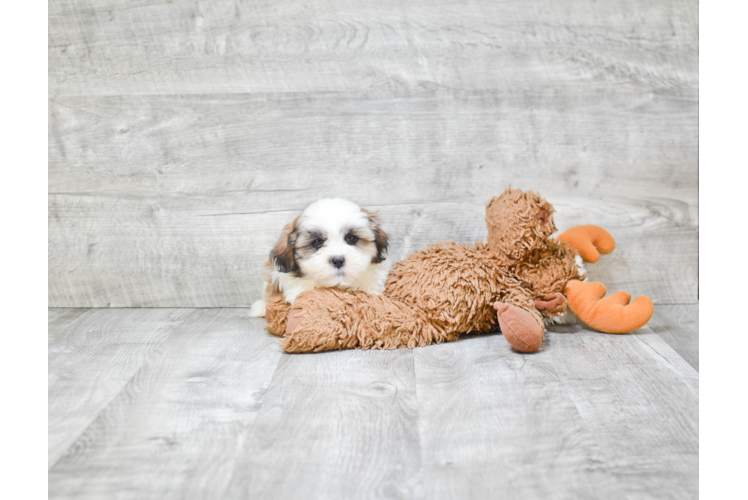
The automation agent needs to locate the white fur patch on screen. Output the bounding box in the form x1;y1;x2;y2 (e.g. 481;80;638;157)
249;280;269;317
249;299;268;318
274;260;390;305
545;308;578;326
576;255;588;282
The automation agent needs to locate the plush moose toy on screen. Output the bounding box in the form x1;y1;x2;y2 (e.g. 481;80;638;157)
262;188;654;353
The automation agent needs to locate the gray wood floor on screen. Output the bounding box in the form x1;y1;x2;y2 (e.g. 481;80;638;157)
49;306;698;499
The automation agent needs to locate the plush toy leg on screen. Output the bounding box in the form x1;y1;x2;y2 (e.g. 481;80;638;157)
286;308;303;335
283;288;454;353
493;302;544;353
534;292;567;317
565;280;654;334
557;225;616;263
265;292;292;336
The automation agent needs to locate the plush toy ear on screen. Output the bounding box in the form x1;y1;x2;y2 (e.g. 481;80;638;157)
270;216;301;274
537;209;552;226
363;209;389;263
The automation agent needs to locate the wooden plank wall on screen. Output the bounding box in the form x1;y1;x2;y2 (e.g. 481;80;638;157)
48;0;698;307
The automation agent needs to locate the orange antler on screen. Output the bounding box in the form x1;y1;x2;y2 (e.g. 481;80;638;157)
565;281;654;334
557;225;615;263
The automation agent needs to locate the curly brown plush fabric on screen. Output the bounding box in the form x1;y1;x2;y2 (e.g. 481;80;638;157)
282;288;456;353
265;292;292;336
279;187;583;353
486;188;556;263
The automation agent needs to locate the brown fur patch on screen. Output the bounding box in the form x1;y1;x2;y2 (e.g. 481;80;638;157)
265;292;292;336
362;209;389;263
270;215;301;274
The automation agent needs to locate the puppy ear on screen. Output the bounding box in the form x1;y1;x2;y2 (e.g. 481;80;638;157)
364;209;389;263
270;215;300;274
373;226;389;263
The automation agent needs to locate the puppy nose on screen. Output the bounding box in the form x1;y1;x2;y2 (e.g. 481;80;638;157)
331;256;345;269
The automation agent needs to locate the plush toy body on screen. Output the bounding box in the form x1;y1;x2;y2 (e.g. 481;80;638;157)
263;188;654;353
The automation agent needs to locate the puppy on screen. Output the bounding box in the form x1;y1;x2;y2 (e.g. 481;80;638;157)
249;198;390;317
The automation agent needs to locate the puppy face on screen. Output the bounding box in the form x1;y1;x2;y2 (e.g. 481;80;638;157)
270;199;388;288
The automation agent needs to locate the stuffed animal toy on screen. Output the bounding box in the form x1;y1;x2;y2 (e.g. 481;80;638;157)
261;188;654;353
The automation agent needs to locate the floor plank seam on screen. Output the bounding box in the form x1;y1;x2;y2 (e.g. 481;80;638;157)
635;332;699;379
48;309;201;472
411;350;428;500
548;349;623;490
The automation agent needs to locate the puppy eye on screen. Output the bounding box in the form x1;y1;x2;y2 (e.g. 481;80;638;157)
312;238;324;248
345;234;358;245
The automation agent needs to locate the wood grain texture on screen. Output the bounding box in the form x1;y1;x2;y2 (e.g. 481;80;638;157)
49;308;698;499
699;388;704;498
49;192;697;307
48;307;191;468
48;308;90;336
413;334;613;499
224;348;422;499
47;90;698;306
545;321;698;499
49;311;284;499
48;0;698;308
49;91;697;202
415;323;698;499
647;304;698;371
416;325;699;498
49;0;697;96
